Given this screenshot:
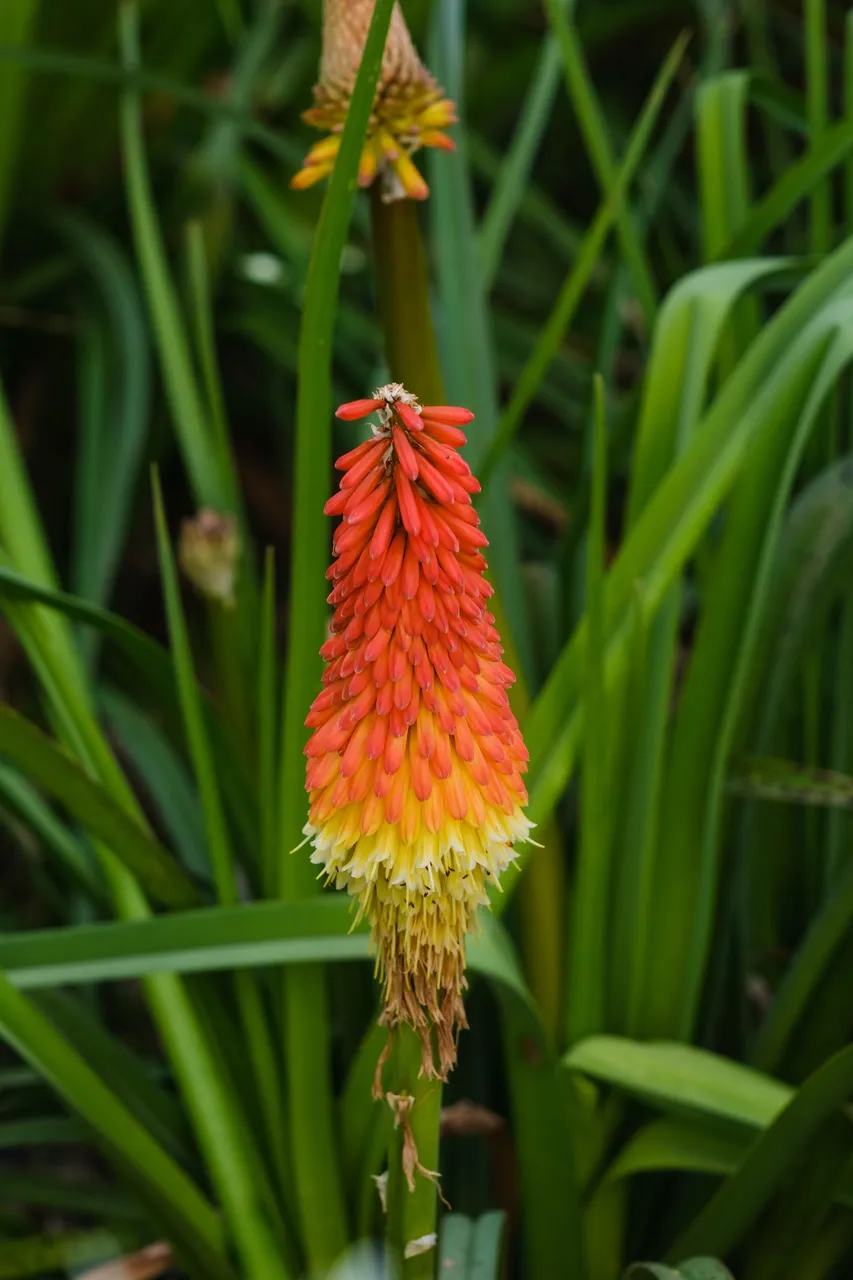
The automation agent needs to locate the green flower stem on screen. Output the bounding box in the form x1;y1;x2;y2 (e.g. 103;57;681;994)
370;190;444;404
384;1026;443;1279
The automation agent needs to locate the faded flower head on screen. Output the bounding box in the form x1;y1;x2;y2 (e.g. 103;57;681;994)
292;0;457;202
178;510;239;608
304;384;532;1077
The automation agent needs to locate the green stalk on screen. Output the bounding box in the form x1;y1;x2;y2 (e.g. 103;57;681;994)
370;192;444;403
383;1027;442;1279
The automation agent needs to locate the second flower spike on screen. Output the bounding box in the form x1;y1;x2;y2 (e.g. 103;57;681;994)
292;0;457;201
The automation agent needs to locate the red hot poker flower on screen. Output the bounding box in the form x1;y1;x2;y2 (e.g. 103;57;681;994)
304;383;532;1078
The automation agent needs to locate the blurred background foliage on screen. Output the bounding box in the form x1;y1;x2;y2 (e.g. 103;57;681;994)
7;0;853;1278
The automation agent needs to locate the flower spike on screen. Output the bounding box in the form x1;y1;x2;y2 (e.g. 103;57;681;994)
304;383;532;1078
292;0;458;203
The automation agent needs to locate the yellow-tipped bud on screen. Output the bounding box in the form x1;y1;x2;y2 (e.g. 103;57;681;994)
291;0;458;203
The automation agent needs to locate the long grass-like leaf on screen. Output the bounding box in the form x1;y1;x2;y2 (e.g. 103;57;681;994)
611;259;791;1034
0;763;105;902
806;0;830;257
477;20;565;291
669;1045;853;1261
0;708;198;907
118;4;233;510
101;688;208;881
151;474;237;906
720;114;853;260
32;988;191;1169
59;215;150;618
258;549;278;898
428;0;532;677
482;32;688;486
644;279;853;1040
482;921;586;1280
541;0;658;326
514;238;853;897
566;1036;791;1130
0;976;235;1280
751;851;853;1073
0;564;256;851
566;376;608;1043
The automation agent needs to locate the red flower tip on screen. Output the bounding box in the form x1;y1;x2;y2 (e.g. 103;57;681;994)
336;398;385;421
420;406;475;426
395;402;425;433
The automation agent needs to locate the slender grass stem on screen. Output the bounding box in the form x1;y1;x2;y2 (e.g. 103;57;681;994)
845;13;853;225
806;0;830;257
541;0;658;328
566;376;608;1044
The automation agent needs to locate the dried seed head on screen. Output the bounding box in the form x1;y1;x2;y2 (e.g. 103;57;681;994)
292;0;457;202
178;510;239;608
304;384;533;1078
